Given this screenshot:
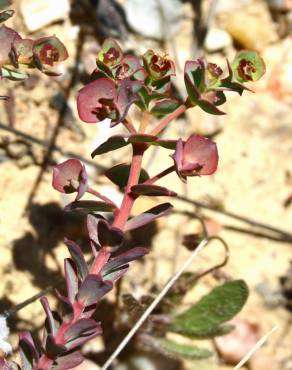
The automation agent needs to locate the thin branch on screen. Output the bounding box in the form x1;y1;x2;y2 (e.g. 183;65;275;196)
101;238;209;370
0;122;105;171
176;195;292;242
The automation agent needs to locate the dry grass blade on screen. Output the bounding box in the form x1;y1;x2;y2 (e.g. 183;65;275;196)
233;325;278;370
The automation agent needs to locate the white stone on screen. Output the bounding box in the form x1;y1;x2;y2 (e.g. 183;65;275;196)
125;0;183;40
204;28;232;52
20;0;70;32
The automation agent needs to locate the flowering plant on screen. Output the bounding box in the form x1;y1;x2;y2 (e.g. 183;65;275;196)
0;15;266;368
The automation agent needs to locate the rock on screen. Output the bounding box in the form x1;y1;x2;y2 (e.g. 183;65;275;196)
20;0;70;32
124;0;183;40
217;0;278;50
204;28;232;52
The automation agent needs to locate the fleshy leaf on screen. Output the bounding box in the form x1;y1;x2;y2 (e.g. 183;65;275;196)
64;200;116;213
158;339;213;359
77;77;117;123
0;9;14;22
64;319;102;350
232;50;265;83
125;203;173;231
102;247;148;276
19;331;38;370
0;25;21;65
52;351;84;370
97;219;124;247
65;238;89;280
77;274;113;307
150;98;180;118
40;297;57;336
91;135;128;156
45;335;67;357
105;163;149;189
64;259;78;303
52;159;87;200
1;66;28;80
131;184;177;197
171;280;249;338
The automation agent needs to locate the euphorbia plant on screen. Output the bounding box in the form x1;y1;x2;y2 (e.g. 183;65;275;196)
1;33;266;370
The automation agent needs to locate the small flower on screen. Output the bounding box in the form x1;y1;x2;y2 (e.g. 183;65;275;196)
172;134;218;182
52;159;88;201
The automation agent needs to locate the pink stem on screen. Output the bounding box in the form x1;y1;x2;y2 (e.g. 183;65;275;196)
150;105;186;136
87;186;118;208
143;165;176;185
112;145;145;230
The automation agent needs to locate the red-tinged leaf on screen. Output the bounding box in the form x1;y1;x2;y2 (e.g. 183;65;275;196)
131;184;177;197
102;247;149;276
97;219;124;248
103;265;128;283
125;203;173;231
0;25;21;65
77;275;113;307
64;259;78;303
86;214;105;249
64;200;116;213
112;77;143;126
40;297;57;336
114;54;146;81
55;290;74;321
64;319;102;350
45;335;67;357
19;331;38;370
150;98;180;118
52;159;87;199
105;163;149;189
90;248;111;275
64;238;89;280
52;351;84;370
77;77;117;123
33;36;68;67
173;135;218;181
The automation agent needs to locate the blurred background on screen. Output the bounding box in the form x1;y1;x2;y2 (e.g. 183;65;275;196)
0;0;291;369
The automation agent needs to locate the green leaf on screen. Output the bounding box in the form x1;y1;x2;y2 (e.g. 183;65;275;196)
171;280;249;338
1;67;28;81
159;339;213;360
0;9;13;22
105;163;149;189
150;98;180;118
232;50;265;83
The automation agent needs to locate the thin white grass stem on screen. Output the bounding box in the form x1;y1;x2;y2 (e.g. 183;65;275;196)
233;325;278;370
101;238;209;370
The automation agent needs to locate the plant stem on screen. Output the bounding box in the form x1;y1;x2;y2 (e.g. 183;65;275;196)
112;145;145;230
87;187;118;208
138;111;150;134
150;105;186;136
143;165;175;185
124;118;137;134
